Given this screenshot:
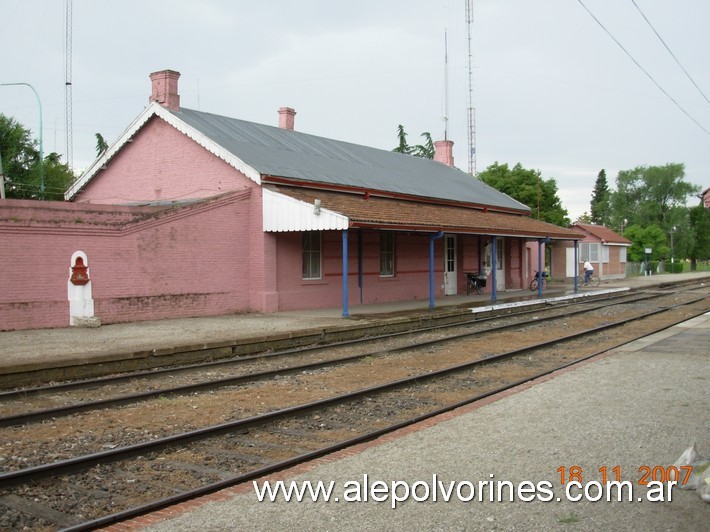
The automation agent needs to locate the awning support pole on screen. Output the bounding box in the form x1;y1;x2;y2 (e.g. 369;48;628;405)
537;238;544;298
477;235;482;274
491;236;497;303
342;229;349;317
429;231;444;309
574;240;579;293
358;229;363;304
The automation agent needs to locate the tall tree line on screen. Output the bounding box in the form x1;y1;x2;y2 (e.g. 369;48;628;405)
589;163;707;267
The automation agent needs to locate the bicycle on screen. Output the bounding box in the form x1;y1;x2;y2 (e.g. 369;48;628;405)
580;273;601;288
466;272;486;295
529;270;548;291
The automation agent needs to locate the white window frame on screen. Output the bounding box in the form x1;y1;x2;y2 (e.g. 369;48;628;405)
302;231;322;280
380;231;395;277
619;247;627;263
579;242;600;263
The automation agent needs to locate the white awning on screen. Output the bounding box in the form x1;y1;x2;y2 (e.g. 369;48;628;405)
262;188;349;232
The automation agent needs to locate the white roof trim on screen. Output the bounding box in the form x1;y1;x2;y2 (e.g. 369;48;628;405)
65;102;261;200
262;188;349;232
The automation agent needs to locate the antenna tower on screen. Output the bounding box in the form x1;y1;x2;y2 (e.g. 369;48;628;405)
466;0;476;176
64;0;73;170
443;29;449;140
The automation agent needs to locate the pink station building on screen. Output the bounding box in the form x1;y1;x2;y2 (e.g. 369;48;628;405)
0;70;582;331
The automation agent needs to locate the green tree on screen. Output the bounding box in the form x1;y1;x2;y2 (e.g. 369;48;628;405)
478;162;570;226
412;132;434;159
0;114;36;196
393;125;411;155
95;133;109;156
0;113;75;200
392;125;434;159
688;203;710;269
574;212;593;224
624;224;669;262
590;169;610;226
610;163;699;230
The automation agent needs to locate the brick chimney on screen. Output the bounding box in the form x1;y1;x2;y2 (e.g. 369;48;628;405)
149;70;181;111
278;107;296;130
434;140;454;167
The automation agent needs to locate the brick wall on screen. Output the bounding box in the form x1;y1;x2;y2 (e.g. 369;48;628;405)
74;118;246;204
0;191;255;331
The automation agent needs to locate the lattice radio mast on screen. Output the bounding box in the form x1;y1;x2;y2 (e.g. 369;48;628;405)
64;0;73;170
466;0;476;177
443;29;449;140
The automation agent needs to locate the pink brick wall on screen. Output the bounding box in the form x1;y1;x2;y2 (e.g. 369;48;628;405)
0;192;257;331
2;191;538;329
75;118;246;204
2;106;543;328
272;231;528;310
274;230;445;310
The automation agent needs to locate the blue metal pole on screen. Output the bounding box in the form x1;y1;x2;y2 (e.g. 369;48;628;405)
491;237;497;303
574;240;579;293
342;229;349;317
429;231;444;309
537;238;543;298
358;229;363;304
1;82;43;198
477;235;482;274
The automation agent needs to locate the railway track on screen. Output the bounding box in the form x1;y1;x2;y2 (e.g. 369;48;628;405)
0;286;708;530
0;290;683;425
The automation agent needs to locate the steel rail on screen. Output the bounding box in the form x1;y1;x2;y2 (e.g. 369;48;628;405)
0;289;644;400
2;298;705;490
0;291;669;427
62;302;710;532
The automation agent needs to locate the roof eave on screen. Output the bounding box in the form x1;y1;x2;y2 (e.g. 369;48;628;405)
349;220;578;239
65;103;262;201
261;174;531;216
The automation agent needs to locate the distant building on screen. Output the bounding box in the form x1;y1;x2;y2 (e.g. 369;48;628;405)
1;70;580;330
553;223;632;280
702;187;710;208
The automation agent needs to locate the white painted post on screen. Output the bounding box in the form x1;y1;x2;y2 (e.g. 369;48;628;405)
68;251;100;327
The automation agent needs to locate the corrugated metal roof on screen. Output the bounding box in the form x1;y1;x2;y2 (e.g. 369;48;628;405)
572;223;632;245
170;108;529;213
262;188;349;232
267;186;582;240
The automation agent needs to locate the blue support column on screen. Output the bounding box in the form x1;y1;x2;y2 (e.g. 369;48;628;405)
574;240;579;293
477;235;482;274
429;231;444;309
491;237;497;303
358;229;363;304
537;238;544;298
342;229;349;317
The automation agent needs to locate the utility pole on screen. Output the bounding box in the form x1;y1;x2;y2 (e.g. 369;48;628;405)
670;226;676;272
1;82;43;198
0;152;5;199
466;0;477;177
65;0;73;171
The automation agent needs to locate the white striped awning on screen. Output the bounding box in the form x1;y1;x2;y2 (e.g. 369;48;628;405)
262;188;349;232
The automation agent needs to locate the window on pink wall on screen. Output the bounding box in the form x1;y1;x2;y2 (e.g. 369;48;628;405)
380;231;395;277
579;242;599;263
302;231;322;279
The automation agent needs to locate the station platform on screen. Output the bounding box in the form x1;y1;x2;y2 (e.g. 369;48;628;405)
0;272;708;386
108;296;710;531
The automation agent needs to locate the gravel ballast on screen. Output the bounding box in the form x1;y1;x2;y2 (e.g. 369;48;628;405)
138;313;710;531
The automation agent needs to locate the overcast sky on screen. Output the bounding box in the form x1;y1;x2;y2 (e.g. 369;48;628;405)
2;0;708;221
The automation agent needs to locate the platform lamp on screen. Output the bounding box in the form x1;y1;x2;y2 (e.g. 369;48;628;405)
1;82;43;198
670;226;676;273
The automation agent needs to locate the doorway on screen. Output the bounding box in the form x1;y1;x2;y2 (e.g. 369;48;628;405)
444;235;457;295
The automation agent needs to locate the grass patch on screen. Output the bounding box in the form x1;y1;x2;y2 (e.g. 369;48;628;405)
558;513;581;524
